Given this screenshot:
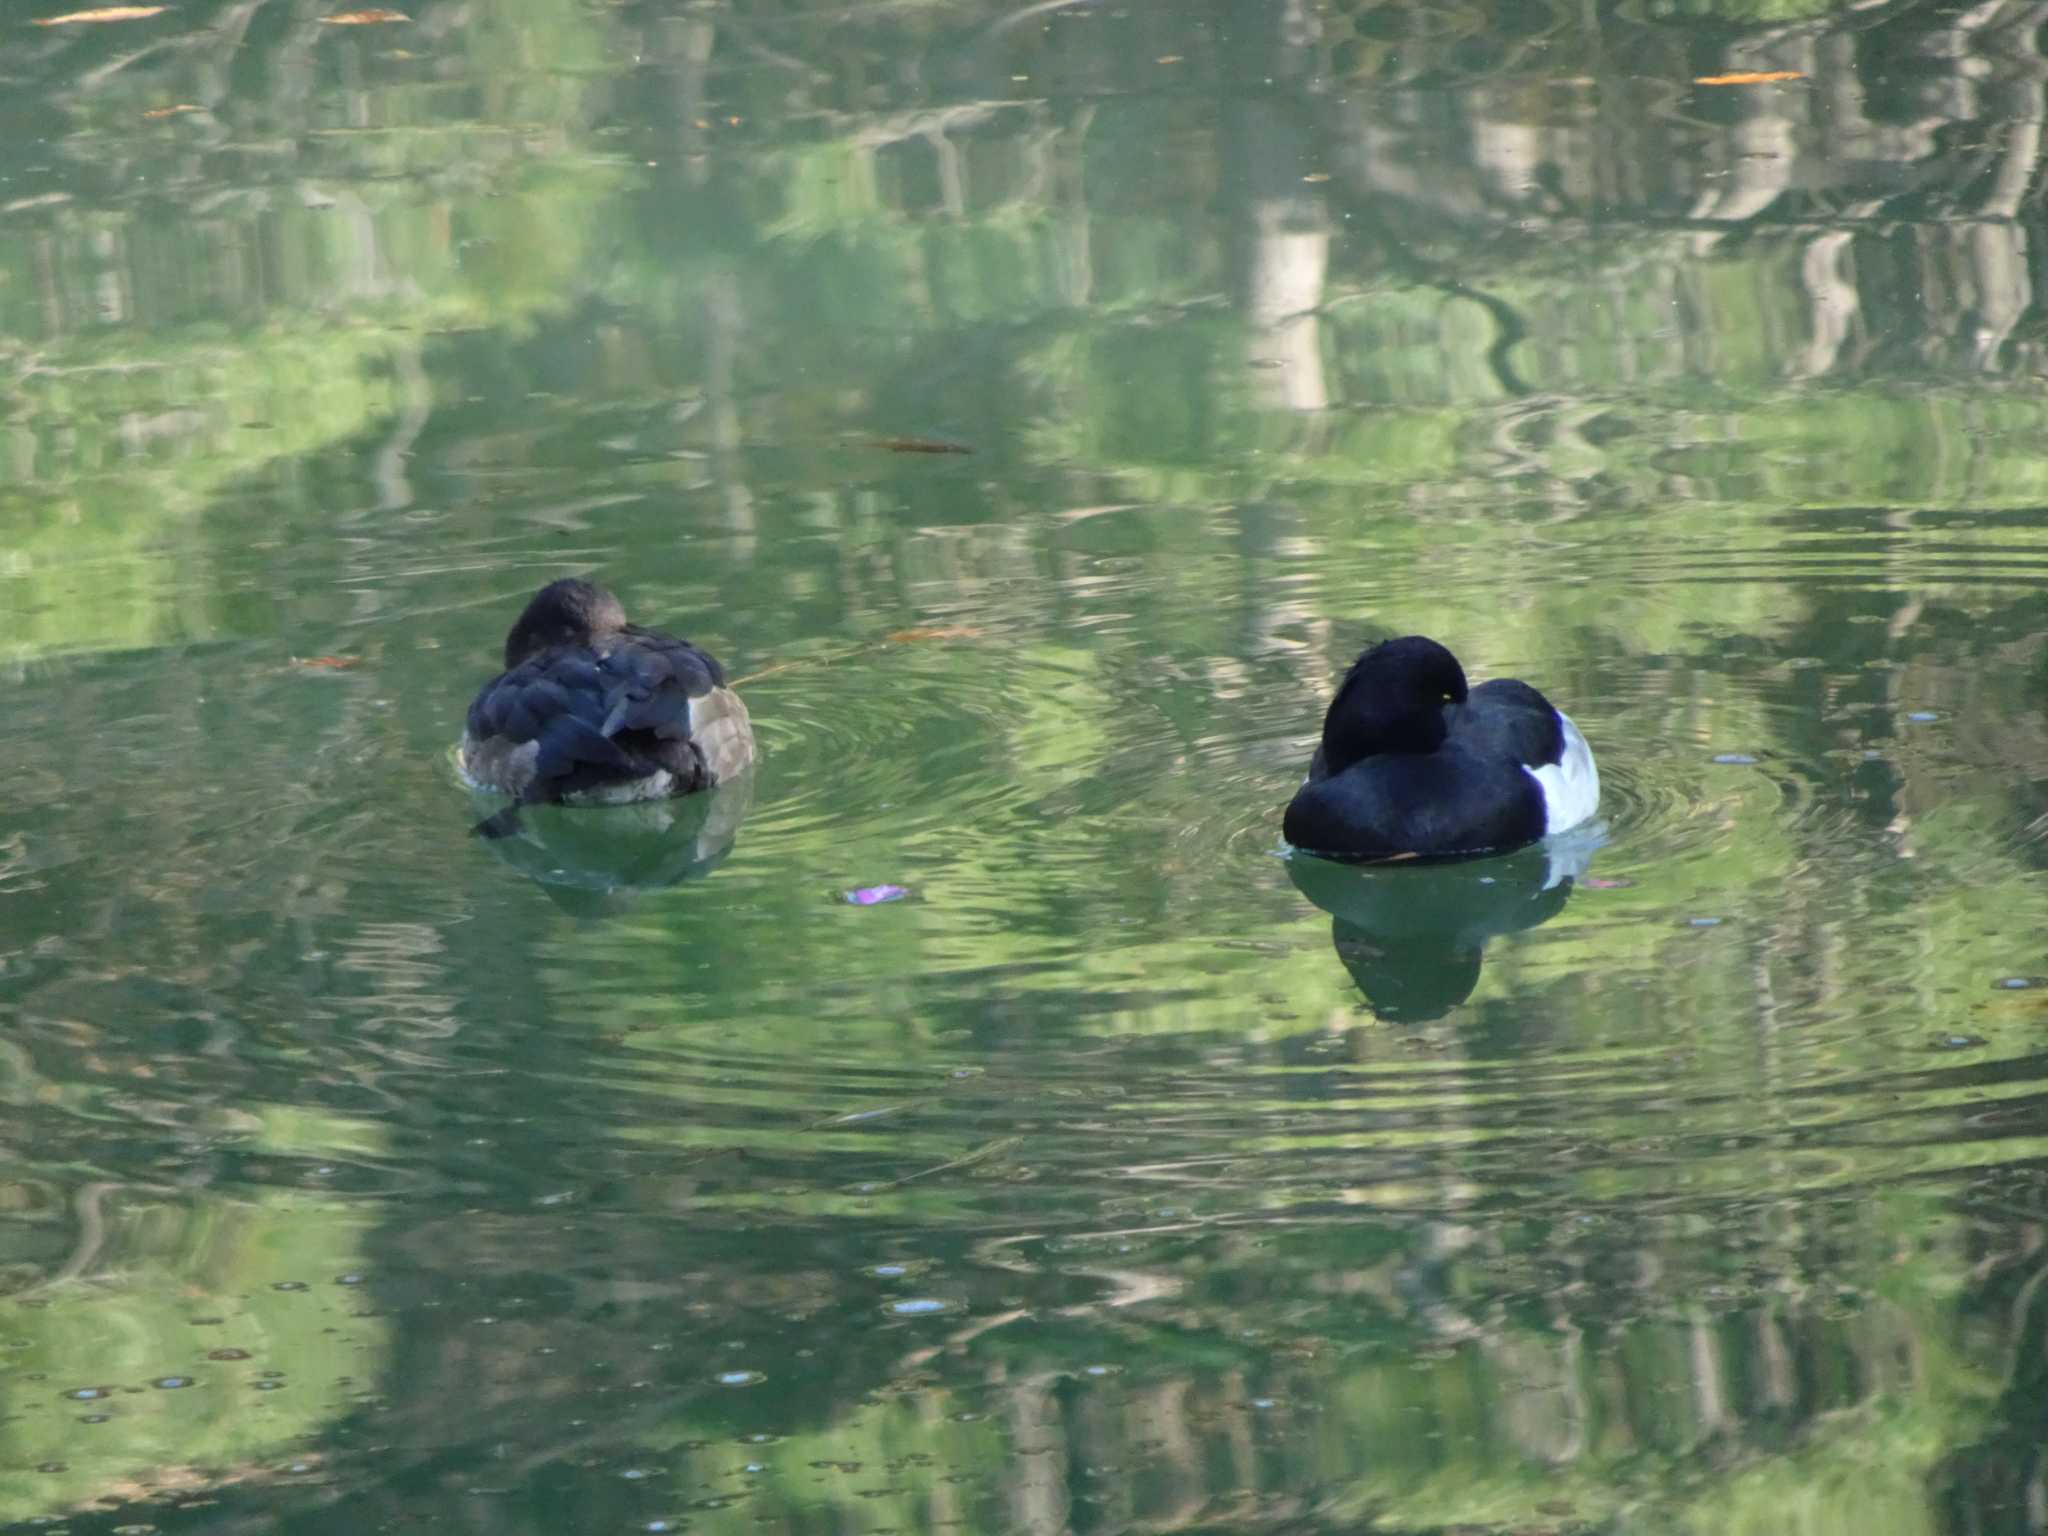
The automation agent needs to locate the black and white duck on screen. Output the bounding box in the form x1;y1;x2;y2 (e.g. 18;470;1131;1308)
1283;635;1598;860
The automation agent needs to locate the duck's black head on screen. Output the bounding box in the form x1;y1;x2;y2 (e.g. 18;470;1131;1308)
503;578;629;669
1318;635;1468;773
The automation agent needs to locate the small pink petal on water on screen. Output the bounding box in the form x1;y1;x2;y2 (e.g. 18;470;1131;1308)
845;884;909;905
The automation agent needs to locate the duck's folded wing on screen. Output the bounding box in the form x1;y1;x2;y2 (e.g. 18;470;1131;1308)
597;635;719;738
599;634;755;783
468;656;641;786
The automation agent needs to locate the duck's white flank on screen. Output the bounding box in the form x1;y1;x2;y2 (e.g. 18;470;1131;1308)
1528;710;1600;835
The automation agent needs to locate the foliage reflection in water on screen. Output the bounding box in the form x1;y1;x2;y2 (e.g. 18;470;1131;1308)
5;0;2048;1532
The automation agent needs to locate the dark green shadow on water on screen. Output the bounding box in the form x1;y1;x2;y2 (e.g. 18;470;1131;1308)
466;772;755;918
1286;823;1606;1023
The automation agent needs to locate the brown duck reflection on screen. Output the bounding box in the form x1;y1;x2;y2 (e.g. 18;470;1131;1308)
466;772;753;916
1288;823;1605;1022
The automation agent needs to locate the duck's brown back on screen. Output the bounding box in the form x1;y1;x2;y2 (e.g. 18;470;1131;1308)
461;625;754;804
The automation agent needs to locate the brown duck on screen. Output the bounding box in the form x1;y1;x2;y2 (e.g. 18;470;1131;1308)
459;578;754;838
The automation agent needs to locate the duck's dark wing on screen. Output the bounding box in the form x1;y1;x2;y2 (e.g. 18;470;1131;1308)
464;649;642;800
1283;745;1546;859
594;625;723;743
597;628;754;783
1445;678;1565;769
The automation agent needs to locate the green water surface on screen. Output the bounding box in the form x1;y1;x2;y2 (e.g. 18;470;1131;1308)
5;0;2048;1531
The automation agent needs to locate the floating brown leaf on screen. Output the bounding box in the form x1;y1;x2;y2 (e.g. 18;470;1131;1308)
32;5;165;22
320;7;408;21
866;436;972;455
292;655;362;670
887;626;985;643
1693;70;1806;85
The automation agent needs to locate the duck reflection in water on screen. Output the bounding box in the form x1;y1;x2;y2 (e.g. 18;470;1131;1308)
1288;821;1607;1022
466;774;753;917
